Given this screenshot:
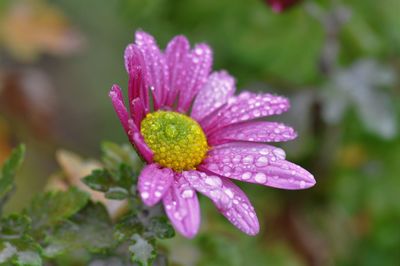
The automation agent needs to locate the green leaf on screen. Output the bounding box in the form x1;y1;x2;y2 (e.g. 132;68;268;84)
26;187;90;232
82;164;136;200
101;142;141;170
0;144;25;206
104;187;129;200
0;214;31;239
113;214;143;243
128;234;155;266
146;217;175;240
43;203;115;258
82;169;113;192
0;237;42;266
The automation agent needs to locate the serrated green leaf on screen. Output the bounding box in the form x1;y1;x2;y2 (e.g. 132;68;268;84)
82;164;136;199
0;214;31;238
43;203;115;258
82;169;113;192
146;217;175;240
0;144;25;207
113;214;143;243
128;234;155;266
26;187;89;232
114;164;137;191
0;236;42;266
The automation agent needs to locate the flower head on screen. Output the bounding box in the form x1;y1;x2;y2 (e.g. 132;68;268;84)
109;31;315;238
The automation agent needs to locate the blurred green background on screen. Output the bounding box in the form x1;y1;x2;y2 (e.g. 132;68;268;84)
0;0;399;265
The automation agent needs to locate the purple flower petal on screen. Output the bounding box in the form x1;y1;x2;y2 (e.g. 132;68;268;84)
135;31;169;109
124;44;149;112
138;164;174;206
200;143;315;190
163;174;200;238
183;171;259;235
178;43;213;112
191;71;236;121
109;85;129;134
165;35;191;106
208;121;297;145
131;98;145;128
201;92;290;134
128;119;153;163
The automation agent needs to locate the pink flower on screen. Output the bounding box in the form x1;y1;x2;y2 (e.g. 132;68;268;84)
266;0;303;13
109;31;315;238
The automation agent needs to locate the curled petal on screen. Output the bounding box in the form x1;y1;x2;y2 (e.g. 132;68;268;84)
128;119;153;163
135;31;168;109
165;35;191;106
178;43;213;112
200;143;315;190
163;174;200;238
183;171;259;235
109;85;129;133
191;71;236;121
131;98;145;128
208;121;297;145
202;92;290;133
124;44;149;112
138;164;173;206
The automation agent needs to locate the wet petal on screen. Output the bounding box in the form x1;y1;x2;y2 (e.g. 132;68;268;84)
124;44;149;112
183;171;259;235
208;121;297;145
200;143;315;190
178;43;213;112
128;119;153;163
191;71;236;121
135;31;168;109
163;174;200;238
138;164;174;206
165;35;190;106
109;85;129;133
201;92;290;133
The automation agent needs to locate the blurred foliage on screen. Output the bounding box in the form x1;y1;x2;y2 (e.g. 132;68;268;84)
0;144;174;266
0;0;400;265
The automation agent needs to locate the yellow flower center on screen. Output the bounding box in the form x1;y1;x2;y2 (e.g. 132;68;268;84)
140;111;209;171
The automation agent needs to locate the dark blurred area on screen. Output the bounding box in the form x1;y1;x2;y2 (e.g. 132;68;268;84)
0;0;399;265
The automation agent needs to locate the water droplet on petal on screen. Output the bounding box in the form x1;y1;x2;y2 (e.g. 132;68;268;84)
141;192;150;199
273;148;286;160
243;155;254;164
224;189;234;199
255;156;269;167
241;172;252;180
254;173;267;183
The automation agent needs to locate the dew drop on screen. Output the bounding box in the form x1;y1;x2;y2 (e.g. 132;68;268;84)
224;189;234;199
205;176;222;187
141;192;149;200
254;173;267;183
181;189;194;198
241;172;252;180
255;156;269;167
243;155;254;164
273;148;286;159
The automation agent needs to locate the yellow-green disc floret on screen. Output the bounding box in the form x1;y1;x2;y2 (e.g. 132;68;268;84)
140;111;209;171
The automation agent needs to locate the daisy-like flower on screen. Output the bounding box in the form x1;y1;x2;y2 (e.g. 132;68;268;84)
109;31;315;238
